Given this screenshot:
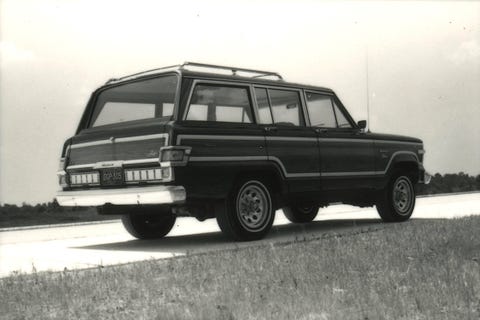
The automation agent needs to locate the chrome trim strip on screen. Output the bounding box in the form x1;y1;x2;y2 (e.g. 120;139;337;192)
318;138;372;143
268;156;320;178
321;171;379;177
70;139;112;149
56;185;186;206
267;136;317;142
115;133;168;143
67;163;96;170
187;151;420;178
123;158;159;165
70;133;169;149
67;158;160;170
176;134;264;145
189;156;267;162
374;140;423;145
177;134;419;146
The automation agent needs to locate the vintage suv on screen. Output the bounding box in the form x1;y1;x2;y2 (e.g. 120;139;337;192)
56;62;430;241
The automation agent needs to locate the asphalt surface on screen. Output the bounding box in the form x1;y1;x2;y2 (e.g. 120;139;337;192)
1;192;479;278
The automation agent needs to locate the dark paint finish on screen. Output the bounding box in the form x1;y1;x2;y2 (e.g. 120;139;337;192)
60;67;425;212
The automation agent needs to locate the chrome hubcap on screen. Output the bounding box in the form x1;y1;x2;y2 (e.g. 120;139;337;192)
393;177;413;215
237;182;270;231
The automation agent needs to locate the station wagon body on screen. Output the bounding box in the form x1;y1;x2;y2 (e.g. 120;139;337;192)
56;62;430;240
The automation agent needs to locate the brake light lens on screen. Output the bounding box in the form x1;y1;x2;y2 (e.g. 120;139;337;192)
125;168;162;182
159;146;191;164
70;172;100;186
161;149;184;162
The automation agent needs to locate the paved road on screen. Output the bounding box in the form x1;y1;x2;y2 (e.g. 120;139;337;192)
1;192;479;278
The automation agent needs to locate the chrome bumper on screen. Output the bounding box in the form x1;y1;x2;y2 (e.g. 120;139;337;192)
56;185;186;206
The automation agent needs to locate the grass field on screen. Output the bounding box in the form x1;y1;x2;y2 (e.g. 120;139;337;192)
1;217;479;319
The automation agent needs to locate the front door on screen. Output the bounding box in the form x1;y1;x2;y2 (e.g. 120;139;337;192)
304;91;375;190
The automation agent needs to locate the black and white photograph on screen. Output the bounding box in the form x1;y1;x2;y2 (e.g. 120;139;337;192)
1;0;479;319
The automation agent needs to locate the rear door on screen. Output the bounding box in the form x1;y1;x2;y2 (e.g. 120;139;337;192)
253;86;320;193
174;80;267;197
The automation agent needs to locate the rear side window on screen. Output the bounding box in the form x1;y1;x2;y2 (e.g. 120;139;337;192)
254;88;273;124
268;89;304;126
90;75;178;127
186;84;253;123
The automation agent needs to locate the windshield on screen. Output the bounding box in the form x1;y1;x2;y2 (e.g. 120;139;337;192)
90;75;178;127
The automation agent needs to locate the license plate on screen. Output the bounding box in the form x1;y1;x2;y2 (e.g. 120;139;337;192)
101;167;124;186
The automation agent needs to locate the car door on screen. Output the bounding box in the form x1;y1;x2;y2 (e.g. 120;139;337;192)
253;86;320;193
304;91;375;190
174;80;267;197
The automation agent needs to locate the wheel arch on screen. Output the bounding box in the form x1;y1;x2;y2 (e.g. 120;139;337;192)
388;153;420;183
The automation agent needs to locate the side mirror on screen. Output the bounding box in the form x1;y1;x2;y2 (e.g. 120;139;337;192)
357;120;367;130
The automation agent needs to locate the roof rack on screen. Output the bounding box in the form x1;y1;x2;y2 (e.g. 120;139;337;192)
105;61;283;84
180;62;283;80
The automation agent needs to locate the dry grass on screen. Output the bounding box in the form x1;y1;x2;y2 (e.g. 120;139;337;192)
1;217;479;320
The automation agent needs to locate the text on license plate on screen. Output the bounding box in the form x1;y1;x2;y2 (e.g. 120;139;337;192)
101;168;124;185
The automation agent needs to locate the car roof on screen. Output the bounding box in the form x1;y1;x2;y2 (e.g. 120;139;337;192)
101;62;335;94
178;70;334;93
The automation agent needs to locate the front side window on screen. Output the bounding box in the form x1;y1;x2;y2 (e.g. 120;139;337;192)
186;84;253;123
305;92;353;129
333;100;353;128
305;92;336;128
268;89;304;126
90;75;178;127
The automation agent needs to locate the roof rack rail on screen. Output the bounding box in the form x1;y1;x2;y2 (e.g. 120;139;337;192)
180;62;283;80
105;62;283;84
105;64;182;84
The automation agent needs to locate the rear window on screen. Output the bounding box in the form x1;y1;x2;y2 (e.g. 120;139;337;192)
90;75;178;127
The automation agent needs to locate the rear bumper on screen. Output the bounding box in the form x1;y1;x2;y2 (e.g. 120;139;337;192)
56;185;186;206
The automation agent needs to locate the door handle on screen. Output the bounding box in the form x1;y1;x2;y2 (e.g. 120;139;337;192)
264;126;278;132
315;128;328;134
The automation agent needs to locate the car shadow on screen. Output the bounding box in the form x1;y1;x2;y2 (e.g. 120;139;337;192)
73;218;387;254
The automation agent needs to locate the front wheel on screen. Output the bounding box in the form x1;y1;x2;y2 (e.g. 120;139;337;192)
121;208;176;239
376;172;416;222
216;179;275;241
283;205;319;223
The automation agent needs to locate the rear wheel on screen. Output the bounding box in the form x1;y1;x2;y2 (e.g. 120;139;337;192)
376;172;416;222
121;208;176;239
216;179;275;241
283;205;319;223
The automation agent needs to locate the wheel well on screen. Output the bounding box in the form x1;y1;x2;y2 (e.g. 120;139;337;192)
233;168;287;209
391;161;419;183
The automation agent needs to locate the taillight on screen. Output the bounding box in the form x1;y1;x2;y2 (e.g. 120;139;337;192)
160;146;191;165
57;157;68;188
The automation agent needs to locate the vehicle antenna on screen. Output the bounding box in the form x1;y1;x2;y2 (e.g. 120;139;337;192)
366;45;371;133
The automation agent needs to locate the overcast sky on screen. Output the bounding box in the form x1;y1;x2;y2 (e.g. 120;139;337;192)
1;0;479;205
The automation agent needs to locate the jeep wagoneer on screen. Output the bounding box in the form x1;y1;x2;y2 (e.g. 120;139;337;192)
56;62;430;241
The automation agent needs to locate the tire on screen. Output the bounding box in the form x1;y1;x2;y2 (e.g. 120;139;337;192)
121;208;176;239
216;179;275;241
283;205;319;223
376;172;416;222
